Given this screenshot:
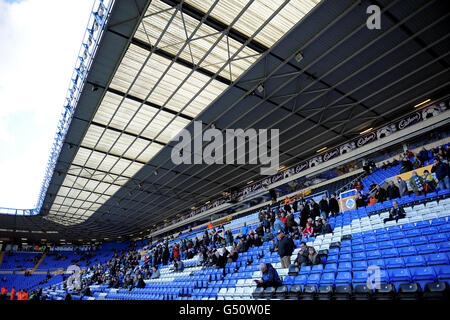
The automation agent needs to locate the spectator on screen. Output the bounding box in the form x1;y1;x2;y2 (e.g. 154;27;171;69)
328;194;340;217
355;180;364;191
320;218;332;234
319;195;330;219
368;196;377;206
293;242;309;268
227;247;238;263
276;232;295;269
412;156;423;169
397;177;408;197
423;170;437;193
417;147;429;163
240;222;249;239
256;263;282;289
313;217;322;236
255;223;264;237
302;223;314;238
150;266;160;279
374;185;387;203
298;204;310;228
286;212;297;233
261;228;274;242
386;180;400;200
307;247;323;266
273;214;286;234
279;212;288;230
64;292;72;301
431;158;450;190
384;200;406;223
409;171;425;196
400;158;413;173
356;192;367;208
309;199;321;220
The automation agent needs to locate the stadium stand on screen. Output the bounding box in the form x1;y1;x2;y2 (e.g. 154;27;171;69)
1;0;449;304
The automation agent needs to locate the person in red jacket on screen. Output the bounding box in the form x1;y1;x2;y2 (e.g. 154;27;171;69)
279;212;288;229
10;287;16;300
302;223;314;238
172;245;180;261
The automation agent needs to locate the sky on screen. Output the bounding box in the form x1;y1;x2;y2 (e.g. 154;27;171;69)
0;0;93;209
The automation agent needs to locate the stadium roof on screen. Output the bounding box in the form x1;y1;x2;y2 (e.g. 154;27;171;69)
1;0;449;243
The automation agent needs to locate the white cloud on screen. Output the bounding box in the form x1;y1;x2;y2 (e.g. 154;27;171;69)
0;0;93;208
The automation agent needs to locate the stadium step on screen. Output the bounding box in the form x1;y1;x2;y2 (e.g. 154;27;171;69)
31;247;49;274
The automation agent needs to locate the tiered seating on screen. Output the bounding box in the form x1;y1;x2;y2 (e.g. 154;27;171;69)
0;252;41;270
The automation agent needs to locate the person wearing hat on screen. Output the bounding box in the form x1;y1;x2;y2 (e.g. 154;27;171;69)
313;217;322;236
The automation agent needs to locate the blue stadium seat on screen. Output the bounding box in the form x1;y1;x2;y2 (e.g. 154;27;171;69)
411;267;437;289
339;254;352;263
425;253;449;266
366;250;382;260
323;263;338;274
352;260;368;272
311;264;324;274
306;273;321;286
299;266;312;276
438;241;450;252
335;272;352;286
352;252;367;261
338;262;352;272
398;246;417;257
352;245;365;253
294;275;307;286
405;255;427;268
381;248;399;259
388;269;412;290
417;243;439;254
364;243;379;251
319;273;335;286
428;234;447;244
394;238;411;248
434;265;450;283
364;236;377;244
385;257;405;269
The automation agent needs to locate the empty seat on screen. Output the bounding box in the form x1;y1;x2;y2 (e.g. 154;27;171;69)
405;255;427;268
274;286;288;300
334;285;352;300
300;285;317;300
353;284;372;300
422;282;450;301
287;285;302;300
373;283;395;300
389;269;412;290
397;283;421;300
317;285;333;301
411;267;437;289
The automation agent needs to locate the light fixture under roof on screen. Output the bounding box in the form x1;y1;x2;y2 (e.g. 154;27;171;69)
316;147;327;153
360;127;373;135
414;99;431;108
